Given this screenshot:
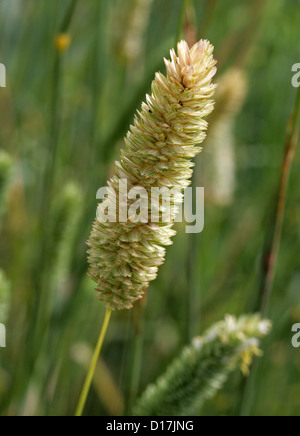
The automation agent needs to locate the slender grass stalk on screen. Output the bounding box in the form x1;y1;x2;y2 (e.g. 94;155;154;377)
128;331;144;410
60;0;78;33
258;87;300;315
238;87;300;417
126;301;146;415
75;307;112;417
71;343;125;415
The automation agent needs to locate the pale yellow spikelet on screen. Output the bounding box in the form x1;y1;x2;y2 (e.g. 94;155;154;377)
87;40;217;310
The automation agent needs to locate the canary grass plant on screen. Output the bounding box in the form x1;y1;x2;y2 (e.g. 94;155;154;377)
0;0;291;417
88;39;217;311
76;39;217;416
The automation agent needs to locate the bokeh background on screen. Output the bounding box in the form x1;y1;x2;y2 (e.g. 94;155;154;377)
0;0;299;416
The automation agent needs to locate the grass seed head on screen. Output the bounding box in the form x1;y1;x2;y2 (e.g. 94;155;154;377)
87;40;217;310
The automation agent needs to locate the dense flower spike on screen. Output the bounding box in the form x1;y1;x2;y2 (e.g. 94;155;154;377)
87;40;217;310
135;315;271;416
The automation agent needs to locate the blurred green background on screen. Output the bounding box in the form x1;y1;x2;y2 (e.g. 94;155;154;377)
0;0;299;416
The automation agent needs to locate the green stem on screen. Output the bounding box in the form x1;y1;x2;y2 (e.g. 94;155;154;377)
258;86;300;315
239;87;300;416
75;307;112;417
60;0;79;33
126;306;145;415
